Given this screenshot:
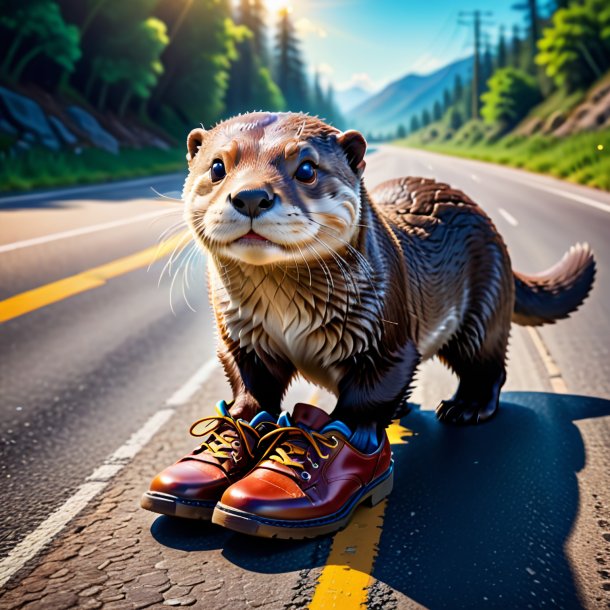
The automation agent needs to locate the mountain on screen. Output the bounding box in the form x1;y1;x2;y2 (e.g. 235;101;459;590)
348;57;473;134
335;85;374;115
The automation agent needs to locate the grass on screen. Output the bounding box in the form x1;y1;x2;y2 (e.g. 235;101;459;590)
524;87;585;120
396;128;610;191
0;146;185;193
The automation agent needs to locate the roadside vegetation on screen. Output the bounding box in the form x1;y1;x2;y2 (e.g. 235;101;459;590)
391;0;610;192
397;129;610;191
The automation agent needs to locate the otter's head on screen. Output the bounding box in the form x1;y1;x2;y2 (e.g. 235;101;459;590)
182;112;367;266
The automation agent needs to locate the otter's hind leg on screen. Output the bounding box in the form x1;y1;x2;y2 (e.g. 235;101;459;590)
436;356;506;424
436;324;509;425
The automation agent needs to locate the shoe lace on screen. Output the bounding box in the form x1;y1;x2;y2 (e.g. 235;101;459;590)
258;426;338;471
189;416;257;462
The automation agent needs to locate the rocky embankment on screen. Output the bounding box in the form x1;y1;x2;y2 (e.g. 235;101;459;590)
0;85;173;157
518;77;610;137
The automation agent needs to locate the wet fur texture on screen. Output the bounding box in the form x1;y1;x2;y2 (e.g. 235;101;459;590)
182;112;596;427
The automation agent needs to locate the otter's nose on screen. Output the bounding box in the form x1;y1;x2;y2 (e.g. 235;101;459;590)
230;189;275;218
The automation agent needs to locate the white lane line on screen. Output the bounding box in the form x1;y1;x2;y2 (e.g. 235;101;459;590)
526;327;568;394
525;182;610;215
166;358;218;406
0;358;219;589
0;210;173;254
394;146;610;215
446;154;610;214
498;207;518;227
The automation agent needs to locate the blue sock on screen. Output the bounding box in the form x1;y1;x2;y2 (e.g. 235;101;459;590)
348;423;380;454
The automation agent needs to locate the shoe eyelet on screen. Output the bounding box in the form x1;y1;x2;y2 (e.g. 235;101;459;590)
301;471;311;481
231;451;242;463
233;440;241;448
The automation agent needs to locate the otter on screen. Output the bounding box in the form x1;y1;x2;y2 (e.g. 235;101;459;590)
182;112;596;428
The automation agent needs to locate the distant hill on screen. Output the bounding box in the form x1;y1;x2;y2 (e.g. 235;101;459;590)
348;57;473;134
335;85;374;115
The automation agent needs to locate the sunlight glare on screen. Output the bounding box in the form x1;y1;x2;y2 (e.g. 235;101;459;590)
264;0;292;14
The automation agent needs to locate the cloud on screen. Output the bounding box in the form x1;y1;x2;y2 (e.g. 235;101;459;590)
410;54;444;74
337;72;379;93
316;63;334;76
295;17;328;39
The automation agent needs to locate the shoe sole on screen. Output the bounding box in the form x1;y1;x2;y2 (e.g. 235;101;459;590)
211;465;393;539
140;491;215;520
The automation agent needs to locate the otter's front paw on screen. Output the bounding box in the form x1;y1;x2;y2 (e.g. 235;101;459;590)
228;397;262;422
435;398;498;425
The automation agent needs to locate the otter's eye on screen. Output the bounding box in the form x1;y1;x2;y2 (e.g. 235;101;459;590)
294;161;317;184
210;159;226;182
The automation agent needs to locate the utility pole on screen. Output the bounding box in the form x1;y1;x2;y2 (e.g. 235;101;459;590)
459;10;493;120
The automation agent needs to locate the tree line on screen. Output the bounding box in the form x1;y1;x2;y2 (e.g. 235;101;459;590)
395;0;610;141
0;0;345;138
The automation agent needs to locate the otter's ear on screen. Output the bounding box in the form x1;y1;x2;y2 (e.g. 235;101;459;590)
186;127;206;163
337;130;367;177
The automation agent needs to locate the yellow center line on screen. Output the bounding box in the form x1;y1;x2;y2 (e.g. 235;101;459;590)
309;419;414;610
0;233;188;324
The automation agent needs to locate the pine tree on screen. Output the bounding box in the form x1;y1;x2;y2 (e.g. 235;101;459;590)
433;100;443;121
481;42;494;91
513;0;540;73
275;7;308;111
453;74;464;104
448;107;464;131
497;25;507;69
421;108;431;127
410;115;421;133
510;25;523;69
312;70;325;114
443;88;452;113
225;0;284;115
239;0;268;65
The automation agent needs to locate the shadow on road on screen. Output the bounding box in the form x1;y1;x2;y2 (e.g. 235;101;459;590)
151;509;333;574
376;391;609;608
0;174;185;211
150;391;610;607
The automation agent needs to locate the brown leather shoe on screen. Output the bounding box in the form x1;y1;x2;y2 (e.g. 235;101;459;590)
212;404;393;538
141;401;276;520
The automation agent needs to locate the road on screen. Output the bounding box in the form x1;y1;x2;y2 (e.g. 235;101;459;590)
0;147;609;609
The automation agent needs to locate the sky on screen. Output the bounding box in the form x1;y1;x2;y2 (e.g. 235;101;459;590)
264;0;534;93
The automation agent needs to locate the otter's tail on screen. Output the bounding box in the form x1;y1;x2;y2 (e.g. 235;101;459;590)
512;243;596;326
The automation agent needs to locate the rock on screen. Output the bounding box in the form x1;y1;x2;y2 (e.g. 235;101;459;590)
0;117;17;136
79;585;103;597
164;597;197;606
0;86;60;150
515;116;543;137
543;111;565;134
66;106;119;154
49;115;77;146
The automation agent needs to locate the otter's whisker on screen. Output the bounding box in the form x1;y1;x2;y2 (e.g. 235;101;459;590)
150;187;184;203
157;231;192;287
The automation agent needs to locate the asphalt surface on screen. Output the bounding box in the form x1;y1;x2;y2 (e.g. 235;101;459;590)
0;148;609;609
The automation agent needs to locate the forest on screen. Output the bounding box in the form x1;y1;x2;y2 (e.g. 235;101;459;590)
0;0;343;190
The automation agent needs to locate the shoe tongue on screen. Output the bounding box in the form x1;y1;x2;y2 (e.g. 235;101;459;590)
291;403;332;431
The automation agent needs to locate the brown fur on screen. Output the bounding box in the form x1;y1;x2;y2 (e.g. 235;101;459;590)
182;112;596;427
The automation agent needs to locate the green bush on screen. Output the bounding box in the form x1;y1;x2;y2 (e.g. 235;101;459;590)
481;68;541;130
